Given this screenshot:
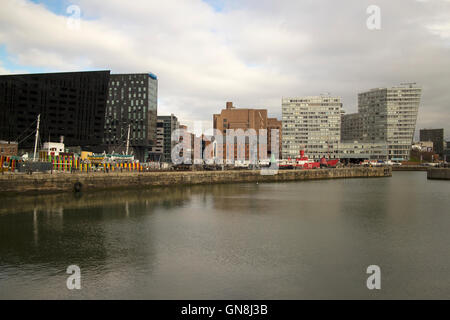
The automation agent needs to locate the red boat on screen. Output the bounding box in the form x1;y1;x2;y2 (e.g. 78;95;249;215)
279;150;339;169
319;156;340;168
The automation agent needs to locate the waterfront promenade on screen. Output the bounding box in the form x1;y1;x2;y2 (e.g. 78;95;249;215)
0;167;391;195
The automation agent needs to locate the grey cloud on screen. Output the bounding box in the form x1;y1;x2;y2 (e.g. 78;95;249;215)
0;0;449;138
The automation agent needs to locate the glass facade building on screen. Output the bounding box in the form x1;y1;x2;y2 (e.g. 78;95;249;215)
0;71;110;150
104;73;158;161
341;113;363;142
156;114;179;162
358;84;421;161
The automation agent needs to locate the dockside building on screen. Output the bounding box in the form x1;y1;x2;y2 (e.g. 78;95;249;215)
0;71;110;151
103;73;158;162
420;128;444;159
282;96;342;160
156;114;179;162
358;84;421;161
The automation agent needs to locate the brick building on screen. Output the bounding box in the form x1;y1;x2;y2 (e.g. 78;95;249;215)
213;102;281;162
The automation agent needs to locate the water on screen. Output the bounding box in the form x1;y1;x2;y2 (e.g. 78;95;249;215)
0;171;449;299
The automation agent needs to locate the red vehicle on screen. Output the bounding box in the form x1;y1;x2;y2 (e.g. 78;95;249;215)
279;150;339;169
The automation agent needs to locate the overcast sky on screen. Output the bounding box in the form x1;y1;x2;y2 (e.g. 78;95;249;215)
1;0;449;139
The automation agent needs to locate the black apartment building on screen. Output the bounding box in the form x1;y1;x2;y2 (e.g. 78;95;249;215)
420;128;444;159
0;70;110;151
0;71;159;161
103;73;158;161
157;114;179;162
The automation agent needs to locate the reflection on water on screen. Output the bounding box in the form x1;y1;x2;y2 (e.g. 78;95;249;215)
0;172;449;299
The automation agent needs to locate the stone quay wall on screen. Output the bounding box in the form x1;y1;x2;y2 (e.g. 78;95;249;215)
0;167;392;195
427;168;450;180
392;166;428;171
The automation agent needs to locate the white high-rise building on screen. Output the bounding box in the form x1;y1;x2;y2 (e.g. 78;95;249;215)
282;96;342;160
358;83;421;161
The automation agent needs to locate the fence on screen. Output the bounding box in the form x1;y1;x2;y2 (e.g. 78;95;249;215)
1;155;144;173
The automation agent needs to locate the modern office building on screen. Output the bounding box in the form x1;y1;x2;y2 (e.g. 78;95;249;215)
337;141;388;161
341;113;363;141
358;83;421;161
0;71;110;150
445;141;450;162
156;114;179;162
282;96;342;160
420;128;444;159
152;120;164;161
103;73;158;161
340;111;389;161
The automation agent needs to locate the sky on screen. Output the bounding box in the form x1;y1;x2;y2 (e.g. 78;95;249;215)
0;0;449;139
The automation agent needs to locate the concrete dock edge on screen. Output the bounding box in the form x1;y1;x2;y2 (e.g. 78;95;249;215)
427;168;450;180
0;167;392;195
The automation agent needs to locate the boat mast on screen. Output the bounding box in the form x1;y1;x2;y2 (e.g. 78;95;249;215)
33;114;41;162
126;124;131;155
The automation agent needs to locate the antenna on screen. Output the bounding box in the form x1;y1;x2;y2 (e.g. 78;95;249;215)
400;82;417;88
